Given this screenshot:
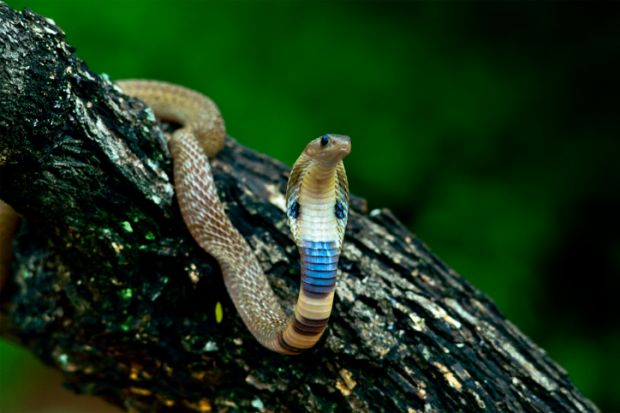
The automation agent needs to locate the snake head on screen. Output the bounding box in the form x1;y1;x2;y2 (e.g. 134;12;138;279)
286;133;351;249
304;134;351;167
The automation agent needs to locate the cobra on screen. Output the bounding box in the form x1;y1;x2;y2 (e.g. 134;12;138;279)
0;80;350;355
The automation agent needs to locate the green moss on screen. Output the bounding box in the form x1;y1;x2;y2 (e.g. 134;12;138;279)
251;398;264;410
121;221;133;233
57;353;69;367
121;321;132;332
120;288;133;300
215;302;223;324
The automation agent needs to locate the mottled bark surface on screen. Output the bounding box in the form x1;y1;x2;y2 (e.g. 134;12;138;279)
0;4;599;413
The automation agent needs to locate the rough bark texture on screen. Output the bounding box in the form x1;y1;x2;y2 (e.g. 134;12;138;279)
0;5;599;413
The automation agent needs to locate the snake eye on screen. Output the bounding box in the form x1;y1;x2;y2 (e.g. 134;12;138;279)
320;135;330;147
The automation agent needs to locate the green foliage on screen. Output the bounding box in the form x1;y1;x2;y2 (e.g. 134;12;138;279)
0;341;50;412
2;1;618;410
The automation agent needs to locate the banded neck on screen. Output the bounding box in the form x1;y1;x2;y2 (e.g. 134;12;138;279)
299;240;339;299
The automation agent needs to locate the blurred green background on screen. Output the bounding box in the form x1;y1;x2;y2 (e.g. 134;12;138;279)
1;1;619;411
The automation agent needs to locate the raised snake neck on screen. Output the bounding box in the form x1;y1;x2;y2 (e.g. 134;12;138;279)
0;80;350;355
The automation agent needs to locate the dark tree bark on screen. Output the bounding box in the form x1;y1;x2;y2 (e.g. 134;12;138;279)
0;4;599;413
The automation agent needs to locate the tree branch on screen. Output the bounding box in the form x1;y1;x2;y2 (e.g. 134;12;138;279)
0;4;598;412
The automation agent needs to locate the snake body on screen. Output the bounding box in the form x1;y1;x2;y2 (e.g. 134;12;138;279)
0;80;350;355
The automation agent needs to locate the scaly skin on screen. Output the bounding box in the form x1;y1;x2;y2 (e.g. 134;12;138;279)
0;80;351;354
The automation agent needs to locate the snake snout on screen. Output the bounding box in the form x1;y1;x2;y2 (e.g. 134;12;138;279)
331;134;351;158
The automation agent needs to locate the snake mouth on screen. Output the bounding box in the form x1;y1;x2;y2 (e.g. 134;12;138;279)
336;145;351;159
331;134;352;159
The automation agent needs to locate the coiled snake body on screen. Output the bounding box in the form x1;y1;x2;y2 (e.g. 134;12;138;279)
0;80;350;355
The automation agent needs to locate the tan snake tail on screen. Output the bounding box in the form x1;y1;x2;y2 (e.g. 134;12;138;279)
0;80;351;355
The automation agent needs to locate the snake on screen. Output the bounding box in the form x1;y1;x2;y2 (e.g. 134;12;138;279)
0;80;351;355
